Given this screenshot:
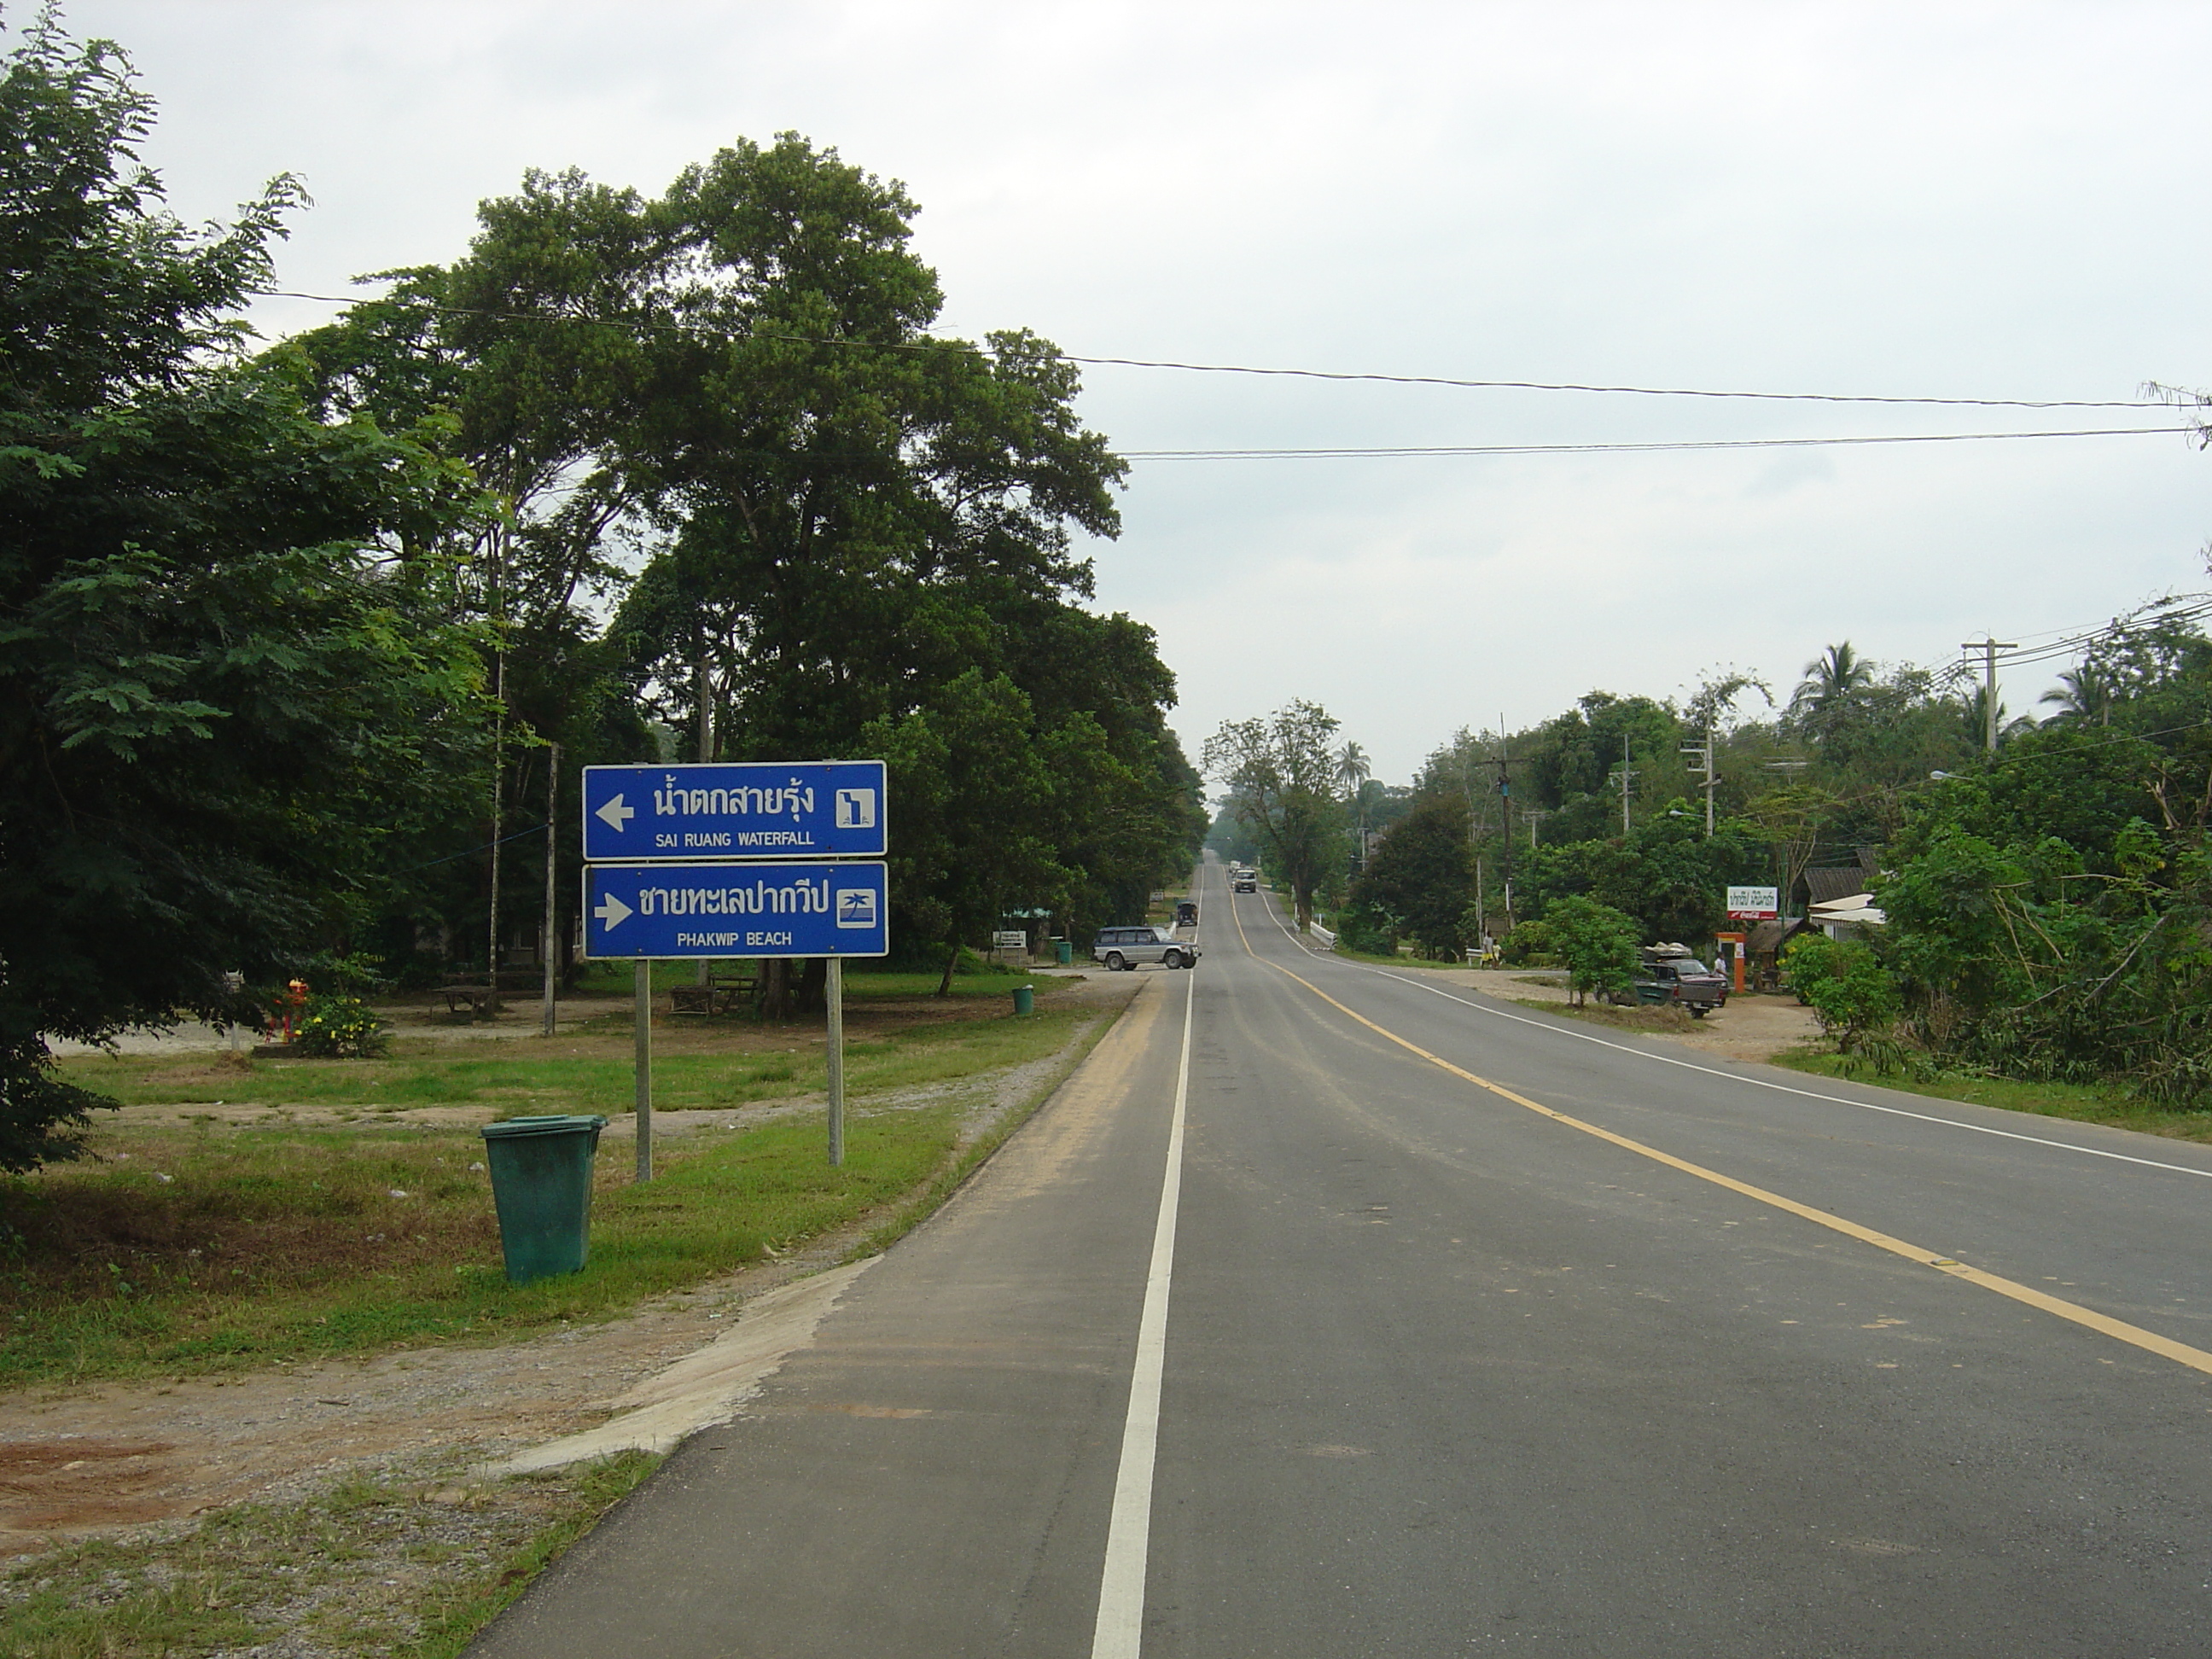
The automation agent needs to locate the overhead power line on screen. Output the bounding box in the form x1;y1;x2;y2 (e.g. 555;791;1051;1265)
253;287;2165;412
1120;428;2192;460
1985;597;2212;670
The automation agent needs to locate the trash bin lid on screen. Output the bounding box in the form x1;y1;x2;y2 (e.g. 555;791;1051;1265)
480;1114;610;1139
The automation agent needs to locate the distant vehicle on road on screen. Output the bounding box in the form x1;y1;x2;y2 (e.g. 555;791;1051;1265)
1174;900;1199;927
1092;925;1201;971
1232;870;1257;893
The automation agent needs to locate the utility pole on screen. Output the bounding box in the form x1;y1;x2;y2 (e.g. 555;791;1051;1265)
1680;725;1717;834
1519;807;1555;848
1616;737;1639;835
1963;637;2017;753
483;524;506;1013
1705;721;1716;833
1495;722;1515;932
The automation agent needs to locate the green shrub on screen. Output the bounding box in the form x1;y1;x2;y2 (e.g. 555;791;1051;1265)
1334;905;1399;955
1544;898;1641;1007
1783;934;1901;1053
289;996;388;1058
1497;921;1555;966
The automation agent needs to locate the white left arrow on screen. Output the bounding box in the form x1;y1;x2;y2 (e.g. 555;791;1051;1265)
594;893;633;931
595;794;635;833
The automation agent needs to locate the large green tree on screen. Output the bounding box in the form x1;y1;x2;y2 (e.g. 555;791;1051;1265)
0;11;492;1167
1205;701;1344;928
298;134;1191;992
1518;808;1769;943
1350;794;1472;958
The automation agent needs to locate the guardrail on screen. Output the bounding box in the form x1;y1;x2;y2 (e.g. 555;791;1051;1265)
1306;923;1337;950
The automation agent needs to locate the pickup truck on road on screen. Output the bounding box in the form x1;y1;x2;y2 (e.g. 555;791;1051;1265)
1613;946;1729;1018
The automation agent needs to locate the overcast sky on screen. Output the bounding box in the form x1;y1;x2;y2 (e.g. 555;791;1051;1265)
55;0;2212;782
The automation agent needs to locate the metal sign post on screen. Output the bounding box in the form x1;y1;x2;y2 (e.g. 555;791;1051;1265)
826;959;846;1167
634;958;653;1181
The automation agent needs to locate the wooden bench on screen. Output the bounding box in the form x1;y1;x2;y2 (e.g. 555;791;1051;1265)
668;966;761;1016
439;985;499;1017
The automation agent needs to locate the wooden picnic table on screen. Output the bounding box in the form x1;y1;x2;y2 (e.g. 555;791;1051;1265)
667;964;761;1016
438;985;499;1017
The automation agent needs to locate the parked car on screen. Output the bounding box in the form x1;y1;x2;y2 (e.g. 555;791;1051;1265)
1612;946;1728;1017
1092;925;1202;971
1174;900;1199;927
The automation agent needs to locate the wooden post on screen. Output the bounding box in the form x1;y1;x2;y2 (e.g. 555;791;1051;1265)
541;742;559;1039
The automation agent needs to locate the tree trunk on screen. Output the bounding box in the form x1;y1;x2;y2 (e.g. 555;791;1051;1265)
758;958;793;1021
936;946;960;998
794;958;827;1016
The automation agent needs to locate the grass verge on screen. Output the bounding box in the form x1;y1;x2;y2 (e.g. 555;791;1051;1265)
1505;997;1701;1035
0;984;1138;1657
4;992;1108;1388
52;1004;1091;1116
1771;1050;2212;1145
1326;944;1478;970
0;1104;961;1388
0;1449;662;1658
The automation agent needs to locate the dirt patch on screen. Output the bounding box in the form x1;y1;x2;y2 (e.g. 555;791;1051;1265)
0;1439;179;1533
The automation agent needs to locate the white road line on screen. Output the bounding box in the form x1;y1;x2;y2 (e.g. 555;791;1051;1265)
1089;944;1197;1658
1254;898;2212;1185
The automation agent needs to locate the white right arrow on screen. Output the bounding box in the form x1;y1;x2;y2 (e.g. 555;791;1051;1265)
593;893;633;931
595;794;635;833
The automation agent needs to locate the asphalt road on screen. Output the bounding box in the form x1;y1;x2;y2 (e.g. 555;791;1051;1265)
474;856;2212;1656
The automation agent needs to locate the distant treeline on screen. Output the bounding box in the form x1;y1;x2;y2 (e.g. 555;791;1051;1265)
1210;601;2212;1100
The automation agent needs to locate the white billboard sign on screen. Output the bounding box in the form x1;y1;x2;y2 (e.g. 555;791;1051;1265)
1726;885;1780;920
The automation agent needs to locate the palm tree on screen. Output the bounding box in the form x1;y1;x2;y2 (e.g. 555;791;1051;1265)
1336;742;1372;868
1791;641;1872;714
1959;685;2034;749
1789;641;1874;745
1335;742;1371;797
2040;666;2113;727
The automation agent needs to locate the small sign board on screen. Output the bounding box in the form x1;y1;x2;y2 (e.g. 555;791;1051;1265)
584;861;889;958
992;930;1028;950
1726;885;1780;921
582;761;887;862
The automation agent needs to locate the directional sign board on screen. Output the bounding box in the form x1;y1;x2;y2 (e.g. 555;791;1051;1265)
585;861;889;959
582;761;887;863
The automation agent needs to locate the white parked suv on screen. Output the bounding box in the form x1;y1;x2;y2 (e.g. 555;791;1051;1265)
1091;925;1201;971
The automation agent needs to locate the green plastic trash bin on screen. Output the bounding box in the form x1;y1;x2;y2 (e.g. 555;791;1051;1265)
480;1115;608;1285
1054;940;1072;965
1011;985;1035;1016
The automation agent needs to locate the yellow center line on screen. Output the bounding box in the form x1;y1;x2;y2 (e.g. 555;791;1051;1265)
1226;888;2212;1379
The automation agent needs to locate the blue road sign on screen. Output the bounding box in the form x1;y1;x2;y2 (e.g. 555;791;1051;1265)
584;862;889;959
582;761;887;862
